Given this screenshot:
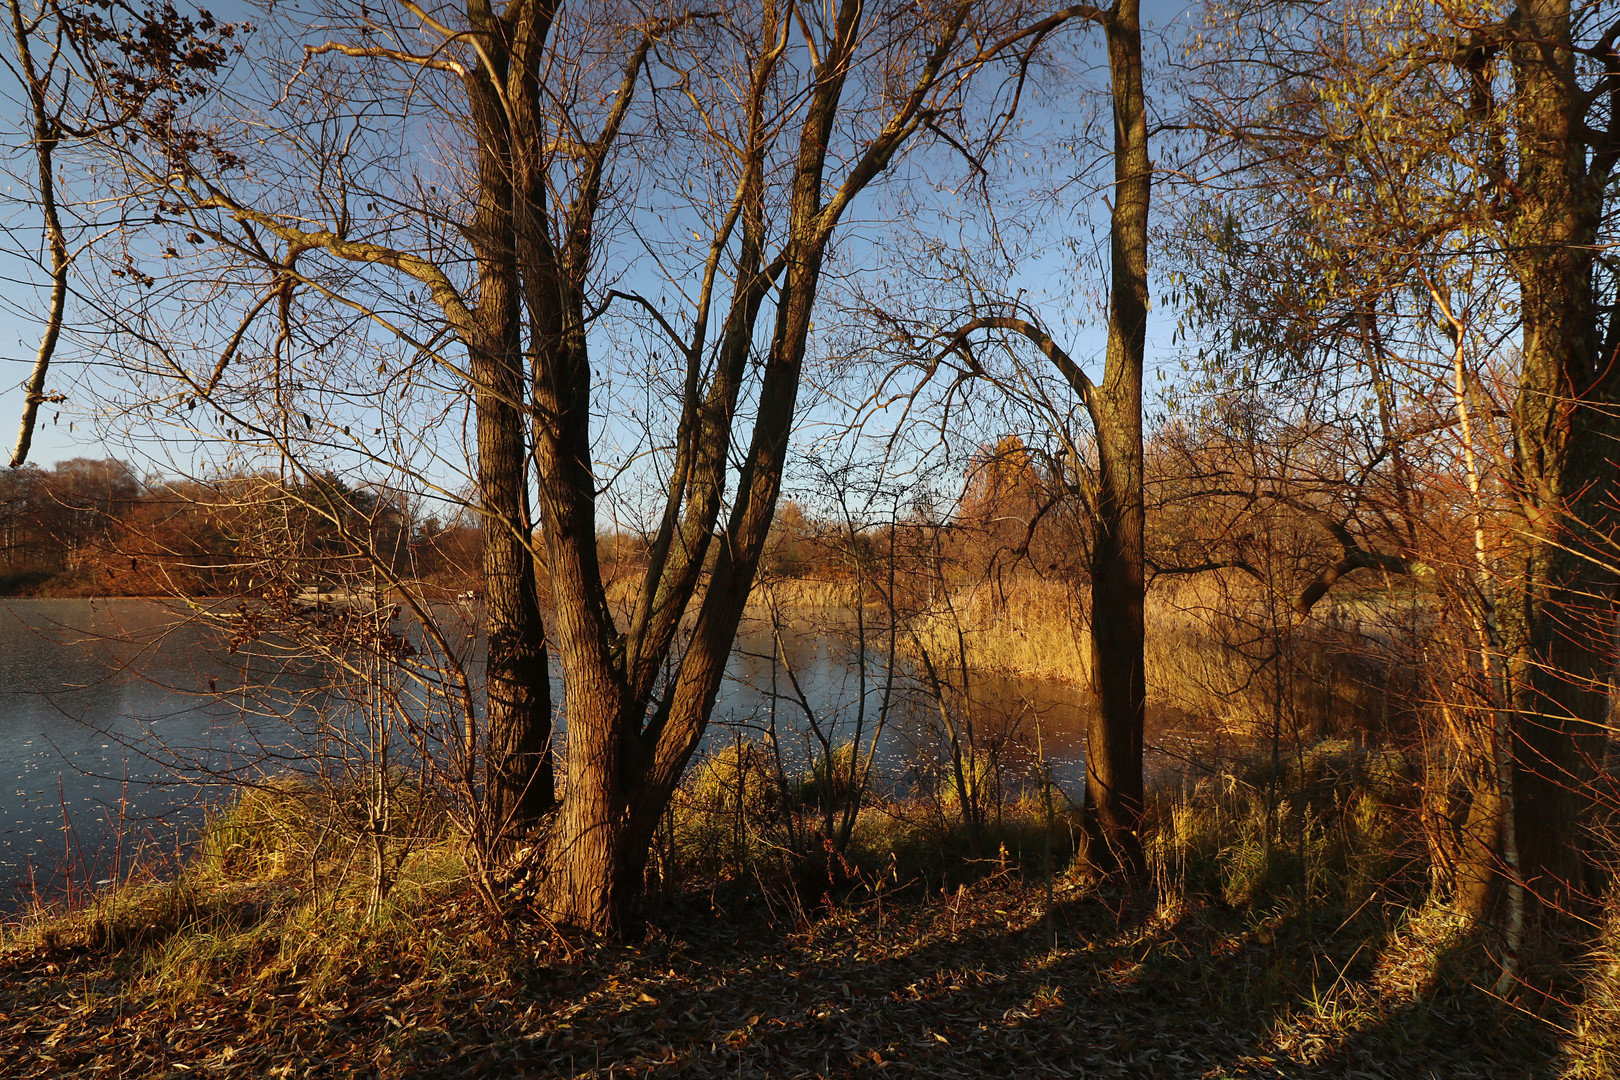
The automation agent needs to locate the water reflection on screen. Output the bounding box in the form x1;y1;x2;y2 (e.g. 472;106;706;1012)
0;598;400;909
714;620;1227;805
1;600;1232;911
2;600;242;907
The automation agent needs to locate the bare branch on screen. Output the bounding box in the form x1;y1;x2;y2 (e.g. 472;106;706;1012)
304;40;468;77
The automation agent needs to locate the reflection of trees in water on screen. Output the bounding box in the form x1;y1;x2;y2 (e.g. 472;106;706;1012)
719;619;1207;811
2;598;1230;909
597;607;1073;797
0;598;461;908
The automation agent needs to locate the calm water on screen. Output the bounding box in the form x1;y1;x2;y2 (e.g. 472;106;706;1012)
1;600;257;907
717;621;1216;799
0;600;1222;910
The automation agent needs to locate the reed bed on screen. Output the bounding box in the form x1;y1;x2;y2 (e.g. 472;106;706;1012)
747;575;866;612
905;574;1415;739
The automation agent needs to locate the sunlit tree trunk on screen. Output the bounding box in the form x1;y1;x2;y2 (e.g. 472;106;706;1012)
1461;0;1615;926
1446;0;1617;930
1082;0;1149;880
534;0;860;932
462;10;553;842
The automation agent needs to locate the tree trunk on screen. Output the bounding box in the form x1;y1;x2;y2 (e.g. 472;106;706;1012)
1459;0;1615;924
479;427;554;838
463;22;553;844
536;220;826;933
511;0;1062;934
1082;0;1149;881
536;0;862;933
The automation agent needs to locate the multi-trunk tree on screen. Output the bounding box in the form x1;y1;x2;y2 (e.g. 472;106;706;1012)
40;0;1089;933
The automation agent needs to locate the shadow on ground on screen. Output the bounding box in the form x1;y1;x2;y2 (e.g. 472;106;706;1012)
0;876;1563;1078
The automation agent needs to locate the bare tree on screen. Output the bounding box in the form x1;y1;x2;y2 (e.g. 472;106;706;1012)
43;0;1090;933
3;0;241;466
872;0;1151;881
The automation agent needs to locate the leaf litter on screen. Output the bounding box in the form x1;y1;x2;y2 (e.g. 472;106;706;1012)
0;876;1559;1078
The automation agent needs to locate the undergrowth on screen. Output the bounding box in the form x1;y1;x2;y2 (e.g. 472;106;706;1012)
0;746;1603;1077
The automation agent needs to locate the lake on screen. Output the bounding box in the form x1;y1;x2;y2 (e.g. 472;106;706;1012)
0;599;1225;910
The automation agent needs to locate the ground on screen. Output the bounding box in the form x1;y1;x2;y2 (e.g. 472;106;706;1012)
0;873;1560;1079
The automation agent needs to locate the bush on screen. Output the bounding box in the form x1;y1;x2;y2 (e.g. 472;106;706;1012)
791;741;861;812
197;779;322;878
1146;742;1418;913
660;741;783;885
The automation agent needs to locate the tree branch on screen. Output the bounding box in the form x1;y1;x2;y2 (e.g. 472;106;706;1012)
943;315;1102;432
304;40;468;77
193;191;475;332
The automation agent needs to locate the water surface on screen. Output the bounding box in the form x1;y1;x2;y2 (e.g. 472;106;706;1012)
1;599;1226;909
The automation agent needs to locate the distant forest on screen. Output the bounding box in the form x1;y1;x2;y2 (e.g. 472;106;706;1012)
0;457;917;599
0;457;479;597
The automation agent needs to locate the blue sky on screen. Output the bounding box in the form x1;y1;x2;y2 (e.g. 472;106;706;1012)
0;0;1197;477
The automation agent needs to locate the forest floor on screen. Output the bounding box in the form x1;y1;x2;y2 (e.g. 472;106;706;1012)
0;868;1564;1079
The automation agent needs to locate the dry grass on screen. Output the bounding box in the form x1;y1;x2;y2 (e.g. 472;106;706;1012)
748;576;866;612
1564;893;1620;1078
0;754;1587;1079
0;846;1559;1074
602;575;864;630
903;575;1412;740
907;576;1092;687
903;576;1252;719
652;738;1074;901
0;858;1560;1078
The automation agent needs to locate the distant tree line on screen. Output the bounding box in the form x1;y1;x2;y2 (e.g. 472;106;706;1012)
0;458;479;597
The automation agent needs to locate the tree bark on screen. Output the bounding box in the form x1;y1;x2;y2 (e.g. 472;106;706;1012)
463;6;553;841
1460;0;1616;925
535;0;860;933
531;0;1033;933
1082;0;1149;881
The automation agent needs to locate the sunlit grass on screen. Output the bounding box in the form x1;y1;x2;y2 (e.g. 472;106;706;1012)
0;736;1594;1077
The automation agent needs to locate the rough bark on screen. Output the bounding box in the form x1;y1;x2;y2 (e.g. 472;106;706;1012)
463;3;554;840
536;0;867;933
1081;0;1149;880
1458;0;1617;924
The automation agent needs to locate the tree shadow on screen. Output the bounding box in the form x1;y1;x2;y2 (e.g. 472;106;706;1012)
485;884;1561;1078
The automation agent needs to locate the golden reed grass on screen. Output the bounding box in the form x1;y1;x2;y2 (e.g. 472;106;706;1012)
904;576;1275;727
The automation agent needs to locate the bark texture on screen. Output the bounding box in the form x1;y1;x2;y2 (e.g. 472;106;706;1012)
1082;0;1150;880
1458;0;1618;924
462;4;554;840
